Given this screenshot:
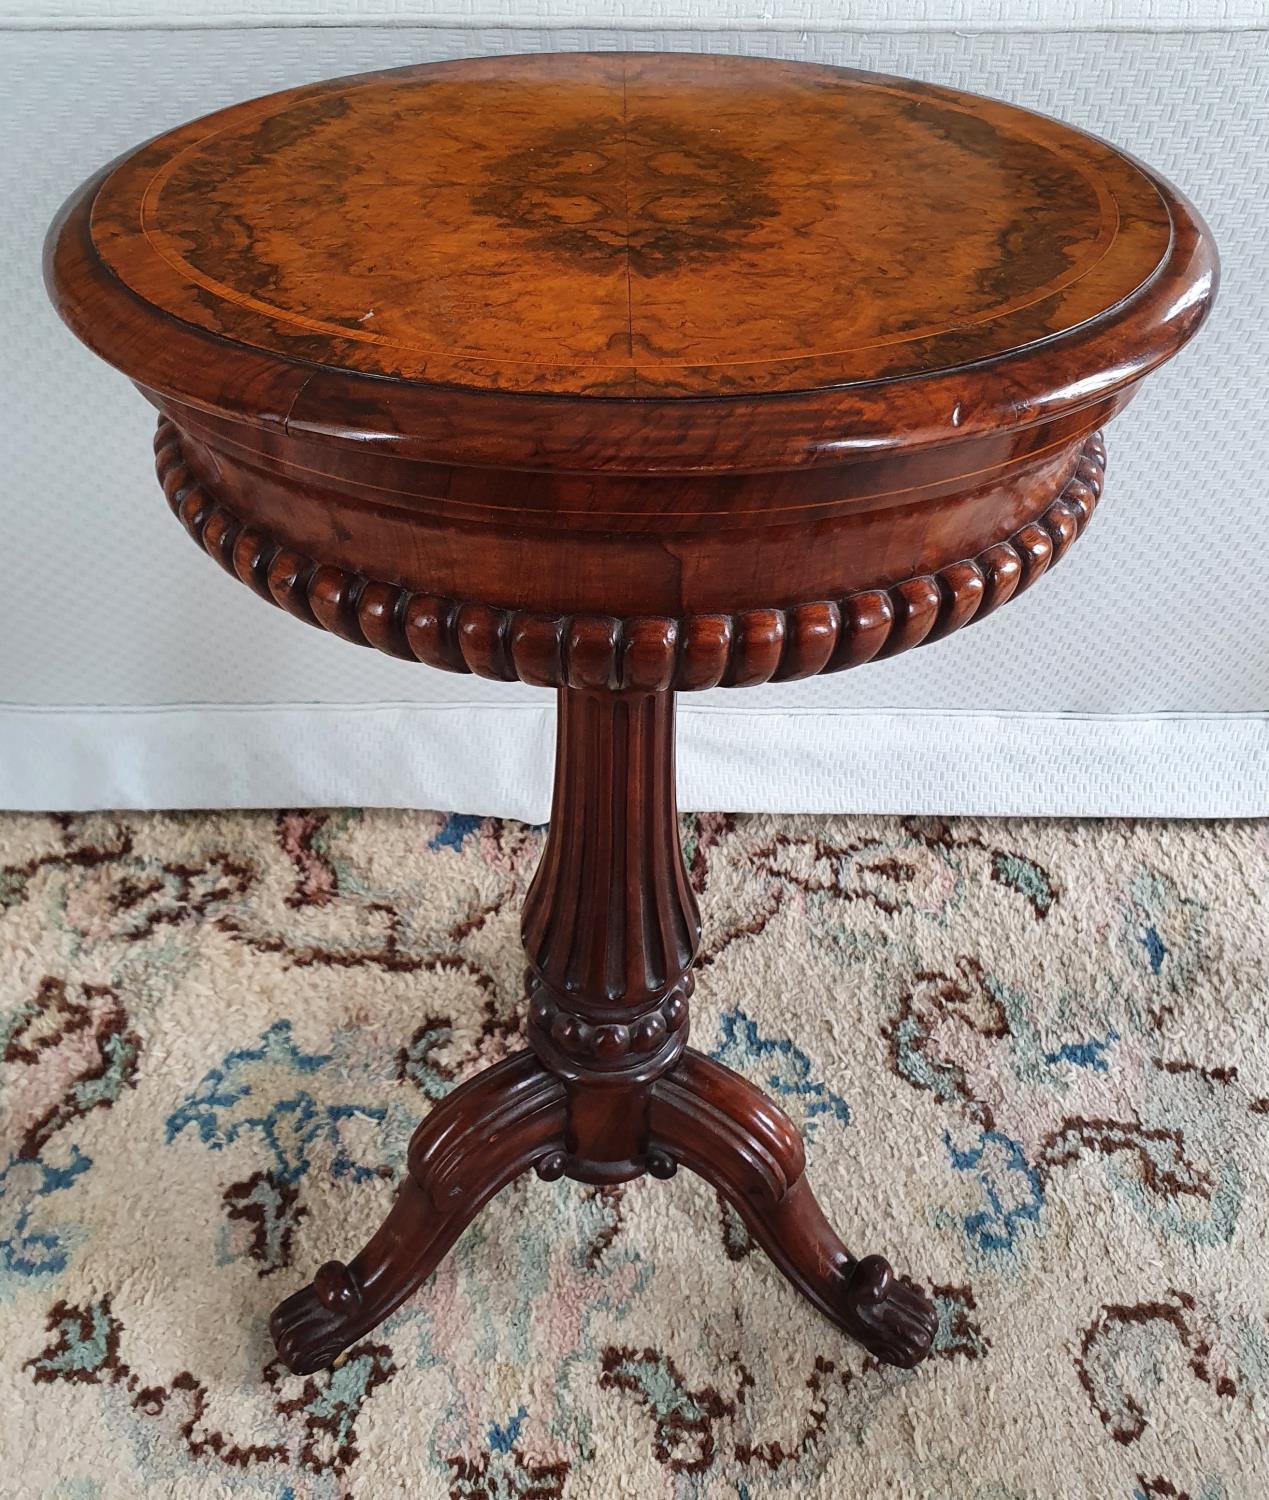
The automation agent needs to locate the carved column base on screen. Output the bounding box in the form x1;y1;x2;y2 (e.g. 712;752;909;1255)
270;1045;935;1375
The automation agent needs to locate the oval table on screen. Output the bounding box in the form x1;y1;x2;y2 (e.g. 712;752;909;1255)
46;52;1217;1378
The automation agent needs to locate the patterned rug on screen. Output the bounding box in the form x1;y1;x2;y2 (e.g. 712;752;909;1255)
1;808;1266;1500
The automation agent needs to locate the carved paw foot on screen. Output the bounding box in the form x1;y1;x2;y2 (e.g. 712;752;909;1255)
840;1254;936;1369
269;1260;364;1375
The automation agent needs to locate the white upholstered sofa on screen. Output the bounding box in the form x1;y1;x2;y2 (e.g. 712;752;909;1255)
3;1;1265;818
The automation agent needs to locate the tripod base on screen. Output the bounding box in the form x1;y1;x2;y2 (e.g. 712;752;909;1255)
273;685;934;1378
270;1045;935;1375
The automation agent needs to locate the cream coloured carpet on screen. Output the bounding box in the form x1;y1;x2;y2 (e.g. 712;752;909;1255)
1;809;1266;1499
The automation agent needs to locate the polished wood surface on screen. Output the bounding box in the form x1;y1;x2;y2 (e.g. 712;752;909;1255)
48;53;1214;473
46;52;1217;1386
152;416;1106;686
46;57;1213;629
86;53;1171;399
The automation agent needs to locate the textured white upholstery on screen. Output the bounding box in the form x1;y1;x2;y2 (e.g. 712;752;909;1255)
3;2;1264;31
3;16;1266;817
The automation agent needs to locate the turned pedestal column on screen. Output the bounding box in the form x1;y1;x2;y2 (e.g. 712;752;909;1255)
522;688;698;1138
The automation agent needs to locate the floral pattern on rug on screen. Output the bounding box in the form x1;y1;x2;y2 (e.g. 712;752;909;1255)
0;808;1266;1498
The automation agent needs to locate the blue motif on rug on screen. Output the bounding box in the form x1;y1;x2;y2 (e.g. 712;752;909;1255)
1042;1029;1119;1073
0;1149;91;1298
429;814;483;851
709;1008;849;1133
166;1020;403;1186
944;1128;1044;1256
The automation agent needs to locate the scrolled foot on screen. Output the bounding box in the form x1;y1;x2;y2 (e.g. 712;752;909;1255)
841;1254;936;1369
270;1261;364;1375
650;1051;937;1372
267;1051;567;1376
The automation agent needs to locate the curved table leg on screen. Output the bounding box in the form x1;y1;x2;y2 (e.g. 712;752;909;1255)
649;1048;936;1368
270;1049;567;1374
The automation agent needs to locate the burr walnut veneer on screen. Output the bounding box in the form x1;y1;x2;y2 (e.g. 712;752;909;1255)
46;52;1216;1378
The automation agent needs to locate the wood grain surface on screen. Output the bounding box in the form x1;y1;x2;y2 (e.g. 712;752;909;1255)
48;53;1216;473
86;53;1172;398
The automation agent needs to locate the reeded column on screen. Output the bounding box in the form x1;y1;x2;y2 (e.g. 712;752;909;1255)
522;687;701;1177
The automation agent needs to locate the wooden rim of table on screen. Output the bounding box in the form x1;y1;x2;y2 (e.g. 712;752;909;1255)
45;55;1217;475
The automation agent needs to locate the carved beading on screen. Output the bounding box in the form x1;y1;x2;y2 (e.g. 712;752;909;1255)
153;419;1105;693
526;972;692;1081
